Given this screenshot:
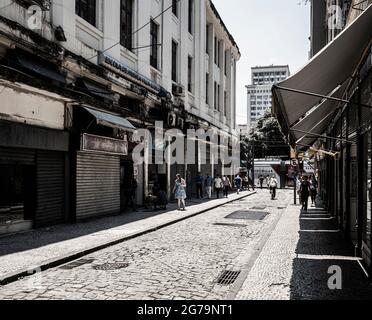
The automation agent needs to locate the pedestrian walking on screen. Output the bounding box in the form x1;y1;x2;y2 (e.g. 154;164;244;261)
204;174;213;199
244;176;250;191
266;175;271;190
296;175;302;203
310;175;318;206
259;175;265;189
173;174;187;211
300;176;311;212
222;176;231;198
269;175;278;200
234;174;242;195
195;172;204;199
214;175;223;199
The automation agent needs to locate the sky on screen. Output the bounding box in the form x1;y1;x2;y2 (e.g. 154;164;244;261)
212;0;311;125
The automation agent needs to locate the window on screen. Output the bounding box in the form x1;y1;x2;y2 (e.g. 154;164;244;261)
206;73;209;104
188;0;194;35
224;51;228;76
120;0;133;50
214;81;217;109
150;20;159;69
76;0;96;26
206;24;209;54
172;0;178;17
217;84;220;111
188;56;193;93
214;37;218;65
224;91;227;116
172;40;178;82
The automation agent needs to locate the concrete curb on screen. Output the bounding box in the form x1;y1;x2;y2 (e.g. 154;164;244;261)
0;191;256;287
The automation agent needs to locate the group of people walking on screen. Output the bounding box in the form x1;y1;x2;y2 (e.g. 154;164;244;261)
297;174;318;212
172;172;250;211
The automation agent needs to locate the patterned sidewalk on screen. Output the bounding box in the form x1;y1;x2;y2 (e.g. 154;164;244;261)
234;204;372;300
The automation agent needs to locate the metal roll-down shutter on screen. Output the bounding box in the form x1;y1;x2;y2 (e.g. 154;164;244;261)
36;151;65;227
76;152;120;220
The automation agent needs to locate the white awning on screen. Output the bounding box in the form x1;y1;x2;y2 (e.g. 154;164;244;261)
83;106;136;131
273;4;372;137
291;82;349;142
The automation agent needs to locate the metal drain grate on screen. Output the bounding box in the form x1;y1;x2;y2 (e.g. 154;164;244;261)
214;223;246;228
217;270;241;285
60;258;95;270
93;263;129;271
225;210;269;221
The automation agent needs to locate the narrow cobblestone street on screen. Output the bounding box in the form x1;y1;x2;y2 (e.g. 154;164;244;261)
1;189;371;300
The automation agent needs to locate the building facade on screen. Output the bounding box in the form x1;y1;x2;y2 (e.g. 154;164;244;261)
246;65;290;132
0;0;240;234
273;0;372;277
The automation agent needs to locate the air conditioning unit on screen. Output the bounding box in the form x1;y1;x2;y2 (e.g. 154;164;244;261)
172;83;185;97
168;113;176;127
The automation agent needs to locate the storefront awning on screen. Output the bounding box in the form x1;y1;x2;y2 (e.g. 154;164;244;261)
14;52;66;84
272;4;372;144
291;82;349;143
83;106;136;131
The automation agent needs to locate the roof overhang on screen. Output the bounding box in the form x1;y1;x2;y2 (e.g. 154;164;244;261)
272;4;372;149
83;106;136;132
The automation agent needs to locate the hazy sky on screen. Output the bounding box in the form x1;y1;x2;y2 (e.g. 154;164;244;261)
212;0;311;124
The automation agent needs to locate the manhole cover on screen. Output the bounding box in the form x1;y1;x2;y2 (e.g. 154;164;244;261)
93;263;129;271
217;270;241;285
225;210;269;221
60;258;95;270
214;223;246;228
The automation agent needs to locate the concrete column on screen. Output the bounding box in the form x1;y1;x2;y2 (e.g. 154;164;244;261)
102;0;121;60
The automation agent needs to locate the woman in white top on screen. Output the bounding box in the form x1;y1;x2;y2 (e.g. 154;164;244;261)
214;175;223;199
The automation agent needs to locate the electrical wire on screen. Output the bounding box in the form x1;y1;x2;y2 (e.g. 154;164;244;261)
87;0;183;60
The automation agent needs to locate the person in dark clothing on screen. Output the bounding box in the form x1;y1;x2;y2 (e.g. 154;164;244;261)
300;176;311;212
125;177;138;212
195;172;204;199
152;182;168;210
259;175;265;189
310;175;318;206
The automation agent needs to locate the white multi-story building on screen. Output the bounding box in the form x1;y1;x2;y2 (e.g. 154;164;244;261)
0;0;240;232
246;65;290;131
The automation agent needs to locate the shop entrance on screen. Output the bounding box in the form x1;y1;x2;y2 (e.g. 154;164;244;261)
0;164;36;233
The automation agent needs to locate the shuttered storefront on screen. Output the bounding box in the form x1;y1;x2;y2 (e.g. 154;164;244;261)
0;147;35;165
36;151;65;227
76;152;120;220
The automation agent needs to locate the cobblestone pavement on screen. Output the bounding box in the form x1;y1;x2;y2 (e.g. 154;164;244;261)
235;204;372;300
0;189;291;300
0;191;254;281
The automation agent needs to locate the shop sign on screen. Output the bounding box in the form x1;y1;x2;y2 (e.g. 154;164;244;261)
81;133;128;156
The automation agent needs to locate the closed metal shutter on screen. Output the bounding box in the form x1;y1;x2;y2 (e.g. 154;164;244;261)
76;152;120;220
36;151;65;227
0;147;35;165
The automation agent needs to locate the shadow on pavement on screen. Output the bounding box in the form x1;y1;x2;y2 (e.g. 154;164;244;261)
0;196;234;257
290;206;372;300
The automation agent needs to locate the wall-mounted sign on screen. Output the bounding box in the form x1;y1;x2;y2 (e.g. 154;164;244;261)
81;133;128;156
99;53;171;99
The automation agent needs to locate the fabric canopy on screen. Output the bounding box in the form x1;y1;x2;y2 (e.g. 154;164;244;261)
273;4;372;137
83;106;136;131
291;81;349;142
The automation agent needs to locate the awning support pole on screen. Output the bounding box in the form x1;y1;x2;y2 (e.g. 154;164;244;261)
291;128;354;144
273;84;372;109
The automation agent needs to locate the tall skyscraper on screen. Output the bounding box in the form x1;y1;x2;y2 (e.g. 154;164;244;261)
246;65;290;131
